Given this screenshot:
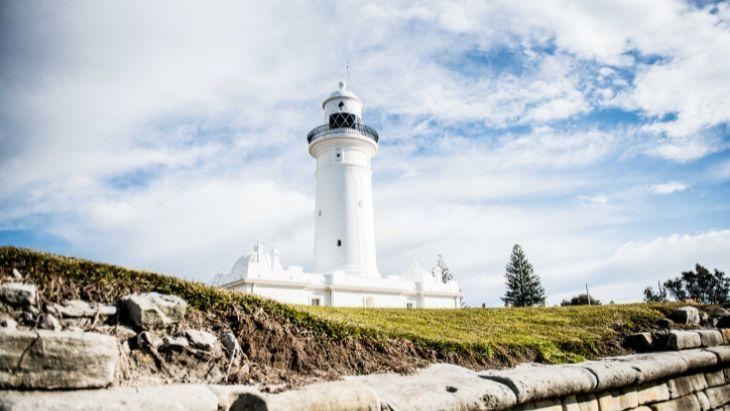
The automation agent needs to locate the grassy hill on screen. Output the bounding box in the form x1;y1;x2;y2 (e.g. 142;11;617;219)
0;246;682;384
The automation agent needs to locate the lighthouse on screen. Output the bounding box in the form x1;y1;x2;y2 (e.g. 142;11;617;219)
307;81;379;277
214;82;461;308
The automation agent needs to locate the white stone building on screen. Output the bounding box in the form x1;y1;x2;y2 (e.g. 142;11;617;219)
214;82;460;308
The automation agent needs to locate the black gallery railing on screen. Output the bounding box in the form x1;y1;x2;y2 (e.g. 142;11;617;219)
306;123;379;144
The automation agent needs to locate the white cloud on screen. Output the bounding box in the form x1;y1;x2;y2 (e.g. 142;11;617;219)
649;181;689;195
578;194;609;206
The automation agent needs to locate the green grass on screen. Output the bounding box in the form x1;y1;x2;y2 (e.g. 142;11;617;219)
300;303;682;363
0;246;684;367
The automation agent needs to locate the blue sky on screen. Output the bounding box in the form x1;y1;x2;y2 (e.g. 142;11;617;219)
1;0;729;306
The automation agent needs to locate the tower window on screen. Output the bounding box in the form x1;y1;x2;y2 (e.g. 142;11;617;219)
337;239;341;247
329;113;357;128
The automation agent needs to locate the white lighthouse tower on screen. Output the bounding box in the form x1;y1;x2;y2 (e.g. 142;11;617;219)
307;81;379;277
214;82;461;308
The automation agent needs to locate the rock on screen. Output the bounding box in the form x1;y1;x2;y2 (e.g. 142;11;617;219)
481;364;596;404
676;348;717;369
185;329;218;351
136;331;163;349
650;394;700;410
0;328;118;389
604;352;687;384
0;384;220;411
97;324;136;340
21;311;35;324
221;332;240;355
50;300;117;318
267;379;382;411
666;373;707;398
577;361;638;391
354;363;516;410
704;384;730;409
667;330;702;350
668;306;700;325
697;329;724;347
705;370;726;387
0;283;37;307
706;346;730;363
1;315;18;330
636;382;670;405
657;318;674;329
122;292;187;330
626;332;653;351
11;268;23;280
39;313;61;331
162;335;190;350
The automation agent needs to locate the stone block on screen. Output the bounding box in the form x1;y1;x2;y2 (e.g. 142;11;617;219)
480;364;596;403
562;394;599;411
705;384;730;408
637;382;671;405
606;352;688;383
707;346;730;364
266;380;380;411
667;373;708;398
122;292;187;330
513;399;562;411
0;384;219;411
49;300;117;318
355;363;516;410
578;360;638;391
596;392;619;411
0;283;37;306
678;349;718;369
707;371;726;387
184;329;218;351
721;329;730;344
669;306;701;326
618;388;640;410
698;330;725;347
649;394;701;410
668;330;702;350
696;390;710;410
0;328;118;389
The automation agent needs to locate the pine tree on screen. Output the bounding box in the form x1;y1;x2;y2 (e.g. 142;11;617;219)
501;244;546;307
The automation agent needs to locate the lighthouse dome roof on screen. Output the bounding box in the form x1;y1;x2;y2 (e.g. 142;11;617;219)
322;80;361;108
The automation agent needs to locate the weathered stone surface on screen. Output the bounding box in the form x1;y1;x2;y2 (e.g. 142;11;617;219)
0;282;37;306
667;373;708;398
513;399;562;410
185;329;218;351
50;299;117;318
617;388;639;410
221;332;240;355
649;394;701;411
637;382;671;405
698;330;724;347
626;332;654;351
122;292;187;329
163;335;190;350
1;315;18;329
0;384;219;411
669;306;701;326
707;346;730;364
136;330;163;349
355;363;516;410
721;329;730;344
562;395;599;411
706;370;726;387
605;352;688;383
677;349;718;369
266;380;380;411
481;364;596;404
705;384;730;408
0;328;118;389
39;313;61;331
578;361;638;391
668;330;702;350
595;392;618;411
696;390;711;410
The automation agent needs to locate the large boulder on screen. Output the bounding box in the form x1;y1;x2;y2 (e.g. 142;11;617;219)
0;328;118;389
667;330;701;350
122;292;187;330
49;300;117;319
668;306;700;326
184;329;218;351
480;364;596;404
0;283;37;307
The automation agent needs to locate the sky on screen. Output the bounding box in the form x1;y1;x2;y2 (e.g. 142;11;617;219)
1;0;729;307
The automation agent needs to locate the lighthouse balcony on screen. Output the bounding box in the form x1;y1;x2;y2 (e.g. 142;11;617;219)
307;123;379;144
